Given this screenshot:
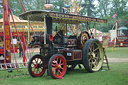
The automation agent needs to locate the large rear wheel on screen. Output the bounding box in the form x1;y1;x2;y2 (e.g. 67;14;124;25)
48;54;67;79
28;54;45;77
82;39;104;72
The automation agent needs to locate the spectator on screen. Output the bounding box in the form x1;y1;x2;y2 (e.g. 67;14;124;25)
0;37;4;57
19;41;23;58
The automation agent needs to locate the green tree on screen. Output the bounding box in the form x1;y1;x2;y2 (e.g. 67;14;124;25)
52;0;64;12
110;0;128;19
9;0;24;16
96;0;111;17
81;0;96;17
9;0;45;16
0;5;2;18
95;0;128;32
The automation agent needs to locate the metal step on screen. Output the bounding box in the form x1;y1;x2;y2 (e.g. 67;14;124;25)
0;62;28;70
102;48;110;70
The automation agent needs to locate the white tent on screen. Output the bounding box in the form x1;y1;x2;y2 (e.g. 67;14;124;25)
88;28;103;34
0;15;27;23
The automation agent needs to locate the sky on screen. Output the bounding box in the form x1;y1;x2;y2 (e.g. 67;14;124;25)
93;0;128;6
93;0;98;6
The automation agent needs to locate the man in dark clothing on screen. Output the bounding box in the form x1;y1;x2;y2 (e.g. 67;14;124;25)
0;37;4;57
0;47;3;57
19;42;23;58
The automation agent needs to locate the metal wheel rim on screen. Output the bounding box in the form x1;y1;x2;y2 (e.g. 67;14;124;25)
88;41;103;71
30;56;45;76
51;55;67;78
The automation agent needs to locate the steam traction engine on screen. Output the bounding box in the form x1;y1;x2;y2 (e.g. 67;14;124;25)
19;11;107;79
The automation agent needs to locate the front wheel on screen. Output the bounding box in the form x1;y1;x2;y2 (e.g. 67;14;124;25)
28;54;46;77
48;54;67;79
82;39;104;72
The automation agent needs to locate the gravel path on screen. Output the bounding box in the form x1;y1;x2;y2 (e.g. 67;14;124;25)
15;58;128;63
108;58;128;62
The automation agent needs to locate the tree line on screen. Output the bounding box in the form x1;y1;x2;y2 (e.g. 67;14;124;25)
0;0;128;32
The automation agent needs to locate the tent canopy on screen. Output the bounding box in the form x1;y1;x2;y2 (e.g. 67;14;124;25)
88;28;103;34
118;27;128;30
0;15;28;23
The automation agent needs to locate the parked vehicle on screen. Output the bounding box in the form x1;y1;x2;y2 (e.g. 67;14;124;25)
19;10;107;79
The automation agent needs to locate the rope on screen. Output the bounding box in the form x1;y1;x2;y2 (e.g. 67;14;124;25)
20;0;26;12
3;0;19;71
20;0;35;35
9;8;29;66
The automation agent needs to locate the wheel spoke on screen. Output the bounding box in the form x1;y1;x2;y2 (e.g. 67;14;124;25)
36;68;39;74
92;62;97;68
33;68;36;72
88;58;92;62
32;61;36;64
94;47;99;52
95;52;99;56
52;64;55;67
52;68;56;74
88;52;91;56
35;58;37;64
53;60;57;64
37;68;40;74
31;65;36;68
39;59;42;64
58;69;62;74
97;53;100;58
59;60;62;64
57;70;59;75
31;62;35;66
32;63;37;68
90;62;93;68
60;63;63;65
94;57;98;61
89;59;92;68
37;58;39;64
91;44;94;50
89;47;93;53
56;58;58;63
95;60;99;66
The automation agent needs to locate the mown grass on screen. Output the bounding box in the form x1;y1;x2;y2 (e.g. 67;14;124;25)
0;63;128;85
105;47;128;58
0;47;128;85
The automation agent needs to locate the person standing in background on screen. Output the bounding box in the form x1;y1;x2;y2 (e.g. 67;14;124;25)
19;41;23;58
0;37;4;57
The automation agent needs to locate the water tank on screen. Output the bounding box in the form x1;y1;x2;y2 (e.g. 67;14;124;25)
118;27;128;36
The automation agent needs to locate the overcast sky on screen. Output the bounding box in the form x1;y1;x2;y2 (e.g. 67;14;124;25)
93;0;128;6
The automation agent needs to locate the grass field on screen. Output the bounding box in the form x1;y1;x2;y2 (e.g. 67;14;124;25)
105;47;128;58
0;47;128;85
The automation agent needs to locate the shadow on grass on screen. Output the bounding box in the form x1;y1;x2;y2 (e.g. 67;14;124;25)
66;68;88;74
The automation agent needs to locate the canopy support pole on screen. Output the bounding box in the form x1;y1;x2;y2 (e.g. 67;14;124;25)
28;18;30;44
44;16;47;44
